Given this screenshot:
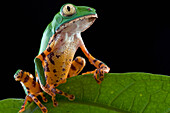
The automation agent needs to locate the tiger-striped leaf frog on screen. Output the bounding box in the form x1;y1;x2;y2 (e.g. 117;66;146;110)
14;3;110;113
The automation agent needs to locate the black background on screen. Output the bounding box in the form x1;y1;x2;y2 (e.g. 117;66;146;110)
1;0;170;100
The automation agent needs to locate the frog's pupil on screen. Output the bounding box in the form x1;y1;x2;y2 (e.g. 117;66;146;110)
67;6;71;11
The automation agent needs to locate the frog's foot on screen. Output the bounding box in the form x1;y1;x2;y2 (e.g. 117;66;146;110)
51;87;75;101
37;92;48;102
83;66;110;84
82;70;95;75
19;96;32;113
52;96;58;107
29;94;48;113
19;107;25;113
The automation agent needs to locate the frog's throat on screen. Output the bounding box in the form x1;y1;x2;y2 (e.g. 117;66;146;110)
56;14;97;34
51;14;97;52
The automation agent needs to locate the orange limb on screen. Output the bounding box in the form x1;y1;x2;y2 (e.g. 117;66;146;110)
68;56;86;78
82;70;95;75
39;84;75;107
19;96;32;113
37;92;48;102
50;87;75;101
29;94;48;113
15;70;48;113
80;42;110;84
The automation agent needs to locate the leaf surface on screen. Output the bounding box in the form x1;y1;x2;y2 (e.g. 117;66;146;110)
0;99;24;113
1;73;170;113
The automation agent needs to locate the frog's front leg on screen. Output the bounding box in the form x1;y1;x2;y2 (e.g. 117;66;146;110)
79;38;110;84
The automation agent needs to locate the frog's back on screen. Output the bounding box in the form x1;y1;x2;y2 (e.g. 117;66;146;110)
38;13;63;55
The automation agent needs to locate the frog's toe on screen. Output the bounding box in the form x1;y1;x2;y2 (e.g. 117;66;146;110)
43;97;48;102
52;97;58;107
68;95;75;101
93;68;105;84
41;107;48;113
82;70;95;75
53;101;58;107
19;107;25;112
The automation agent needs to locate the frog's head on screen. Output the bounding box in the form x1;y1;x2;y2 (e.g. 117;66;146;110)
53;3;97;33
39;4;98;54
14;69;23;81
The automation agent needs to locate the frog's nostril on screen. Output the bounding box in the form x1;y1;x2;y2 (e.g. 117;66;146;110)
88;8;92;11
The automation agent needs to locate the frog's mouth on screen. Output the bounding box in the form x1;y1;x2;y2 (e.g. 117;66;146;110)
57;14;98;34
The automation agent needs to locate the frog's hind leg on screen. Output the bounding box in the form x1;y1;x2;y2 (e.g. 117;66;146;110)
38;82;59;107
39;83;74;107
43;85;75;107
50;86;75;101
29;94;48;113
67;56;86;78
49;56;86;104
37;92;48;102
47;56;86;105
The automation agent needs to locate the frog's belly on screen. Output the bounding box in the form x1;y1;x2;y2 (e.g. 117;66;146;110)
44;41;78;85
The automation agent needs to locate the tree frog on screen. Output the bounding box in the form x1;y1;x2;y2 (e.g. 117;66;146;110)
14;3;110;113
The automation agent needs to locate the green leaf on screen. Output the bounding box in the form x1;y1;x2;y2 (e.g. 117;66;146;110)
1;73;170;113
0;98;24;113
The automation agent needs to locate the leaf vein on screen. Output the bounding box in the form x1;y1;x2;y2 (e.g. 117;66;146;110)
108;82;135;106
94;83;101;102
128;93;137;112
140;95;151;113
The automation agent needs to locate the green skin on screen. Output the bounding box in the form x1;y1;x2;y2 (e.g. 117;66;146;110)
34;4;96;87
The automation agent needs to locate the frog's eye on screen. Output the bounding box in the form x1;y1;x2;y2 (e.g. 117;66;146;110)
62;4;76;17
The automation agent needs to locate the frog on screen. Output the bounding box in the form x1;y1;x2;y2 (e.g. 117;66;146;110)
14;70;48;113
15;3;110;112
